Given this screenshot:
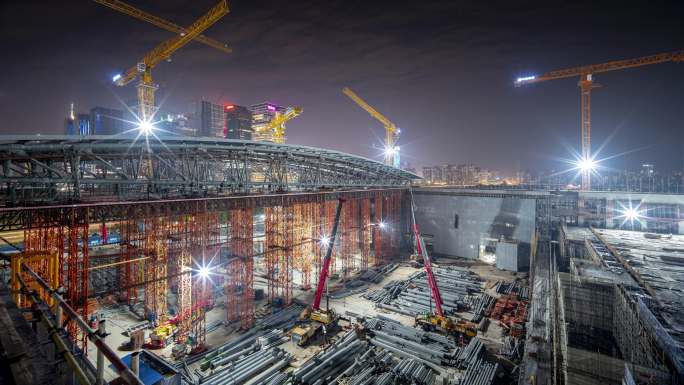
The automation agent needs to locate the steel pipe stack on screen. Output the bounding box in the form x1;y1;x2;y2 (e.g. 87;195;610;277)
293;330;366;384
363;266;485;317
203;348;287;385
256;304;304;330
456;337;485;368
459;358;498;385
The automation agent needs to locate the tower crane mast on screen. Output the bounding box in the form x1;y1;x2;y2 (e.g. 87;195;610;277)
516;49;684;191
111;0;229;122
342;87;400;167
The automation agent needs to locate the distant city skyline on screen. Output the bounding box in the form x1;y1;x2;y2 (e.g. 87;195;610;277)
1;1;683;173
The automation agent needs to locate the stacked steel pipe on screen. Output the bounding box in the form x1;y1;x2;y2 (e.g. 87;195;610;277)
363;267;484;317
256;304;305;330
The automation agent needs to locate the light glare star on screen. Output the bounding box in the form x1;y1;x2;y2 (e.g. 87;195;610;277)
320;235;330;246
615;201;646;228
576;156;597;172
199;266;210;278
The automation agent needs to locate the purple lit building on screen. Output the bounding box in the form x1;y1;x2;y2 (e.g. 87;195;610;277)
249;101;285;142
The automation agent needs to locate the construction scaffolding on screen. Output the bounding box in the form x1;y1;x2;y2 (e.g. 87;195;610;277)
6;188;407;353
226;207;254;329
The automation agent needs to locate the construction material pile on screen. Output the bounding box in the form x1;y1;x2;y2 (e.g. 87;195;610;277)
469;293;495;323
495;280;530;300
256;303;305;330
292;329;368;384
457;337;498;385
362;266;484;317
499;335;522;361
198;329;291;385
293;326;439;385
329;264;399;299
365;316;460;367
486;294;528;337
336;352;437;385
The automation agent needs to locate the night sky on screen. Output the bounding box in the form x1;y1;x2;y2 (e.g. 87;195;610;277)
1;1;683;174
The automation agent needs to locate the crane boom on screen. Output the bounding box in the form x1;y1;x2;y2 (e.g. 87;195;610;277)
112;0;228;122
342;87;399;166
342;87;396;130
515;49;684;86
93;0;231;54
115;0;228;87
267;106;303;144
312;198;345;311
409;190;443;316
515;49;683;191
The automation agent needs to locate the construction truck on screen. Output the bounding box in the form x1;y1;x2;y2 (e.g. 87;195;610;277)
145;323;177;349
415;313;477;338
291;323;322;346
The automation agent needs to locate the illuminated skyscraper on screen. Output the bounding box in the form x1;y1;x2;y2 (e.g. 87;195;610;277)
224;104;252;140
197;100;226;137
249;102;285;142
90;107;124;135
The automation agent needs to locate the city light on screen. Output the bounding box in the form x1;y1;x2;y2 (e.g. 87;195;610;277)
112;74;122;82
378;221;386;229
225;104;235;110
515;75;536;83
267;105;276;111
384;146;397;156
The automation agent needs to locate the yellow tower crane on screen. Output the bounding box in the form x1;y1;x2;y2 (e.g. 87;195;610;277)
93;0;232;54
342;87;400;167
515;49;684;191
268;106;303;144
109;0;229;124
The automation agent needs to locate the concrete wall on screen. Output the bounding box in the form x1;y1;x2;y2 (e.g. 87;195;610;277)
413;190;536;261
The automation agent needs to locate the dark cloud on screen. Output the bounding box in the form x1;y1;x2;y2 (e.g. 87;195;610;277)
1;0;683;173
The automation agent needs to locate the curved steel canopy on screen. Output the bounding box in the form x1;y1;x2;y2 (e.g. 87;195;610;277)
0;135;419;205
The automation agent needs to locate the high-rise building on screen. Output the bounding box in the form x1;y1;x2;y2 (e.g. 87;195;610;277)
642;163;655;176
422;167;433;183
225;105;253;140
250;102;285;142
197;100;226;137
90;107;124;135
64;103;77;135
77;113;91;136
158;113;196;136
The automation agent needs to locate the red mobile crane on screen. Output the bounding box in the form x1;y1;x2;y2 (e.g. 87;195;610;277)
410;191;477;338
310;198;345;324
293;199;344;346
